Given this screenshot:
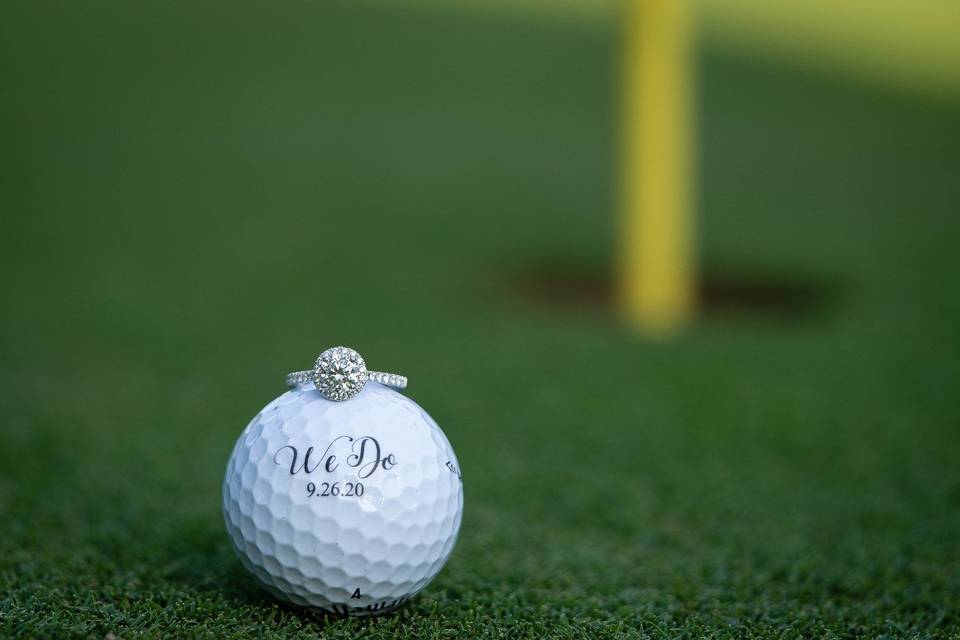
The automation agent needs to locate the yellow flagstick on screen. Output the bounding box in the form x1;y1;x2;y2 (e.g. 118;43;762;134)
619;0;696;334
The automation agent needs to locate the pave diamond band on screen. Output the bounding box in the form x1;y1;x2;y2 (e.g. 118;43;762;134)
366;371;408;388
285;346;407;402
283;370;407;388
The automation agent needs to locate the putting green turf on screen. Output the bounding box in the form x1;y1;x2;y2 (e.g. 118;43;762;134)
2;2;959;638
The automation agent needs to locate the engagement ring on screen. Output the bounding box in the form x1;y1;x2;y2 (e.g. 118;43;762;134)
285;346;407;402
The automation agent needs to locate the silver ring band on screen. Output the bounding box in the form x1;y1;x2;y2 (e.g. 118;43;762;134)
285;369;407;389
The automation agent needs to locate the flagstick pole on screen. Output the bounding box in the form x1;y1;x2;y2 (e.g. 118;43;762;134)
619;0;696;334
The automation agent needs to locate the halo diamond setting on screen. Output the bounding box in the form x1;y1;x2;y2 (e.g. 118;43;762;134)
314;346;368;402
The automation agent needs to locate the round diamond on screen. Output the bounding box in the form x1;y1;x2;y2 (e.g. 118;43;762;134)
313;346;368;401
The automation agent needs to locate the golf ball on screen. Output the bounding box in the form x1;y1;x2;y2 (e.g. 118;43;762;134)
222;382;463;616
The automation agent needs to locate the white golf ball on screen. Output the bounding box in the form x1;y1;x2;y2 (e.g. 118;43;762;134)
222;382;464;616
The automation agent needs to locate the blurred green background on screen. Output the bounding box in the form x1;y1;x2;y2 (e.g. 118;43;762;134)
1;1;959;637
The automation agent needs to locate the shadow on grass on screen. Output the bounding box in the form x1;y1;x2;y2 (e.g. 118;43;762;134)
505;262;839;322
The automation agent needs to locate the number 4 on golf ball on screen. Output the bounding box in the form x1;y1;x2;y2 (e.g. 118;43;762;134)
222;382;464;616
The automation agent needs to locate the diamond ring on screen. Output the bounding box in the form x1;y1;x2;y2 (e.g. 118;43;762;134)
285;346;408;402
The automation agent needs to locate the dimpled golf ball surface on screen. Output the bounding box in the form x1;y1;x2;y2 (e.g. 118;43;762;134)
223;382;463;616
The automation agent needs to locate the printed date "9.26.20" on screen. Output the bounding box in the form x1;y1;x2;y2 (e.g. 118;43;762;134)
306;481;364;498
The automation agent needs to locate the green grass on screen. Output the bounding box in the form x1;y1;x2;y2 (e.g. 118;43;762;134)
2;1;959;638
